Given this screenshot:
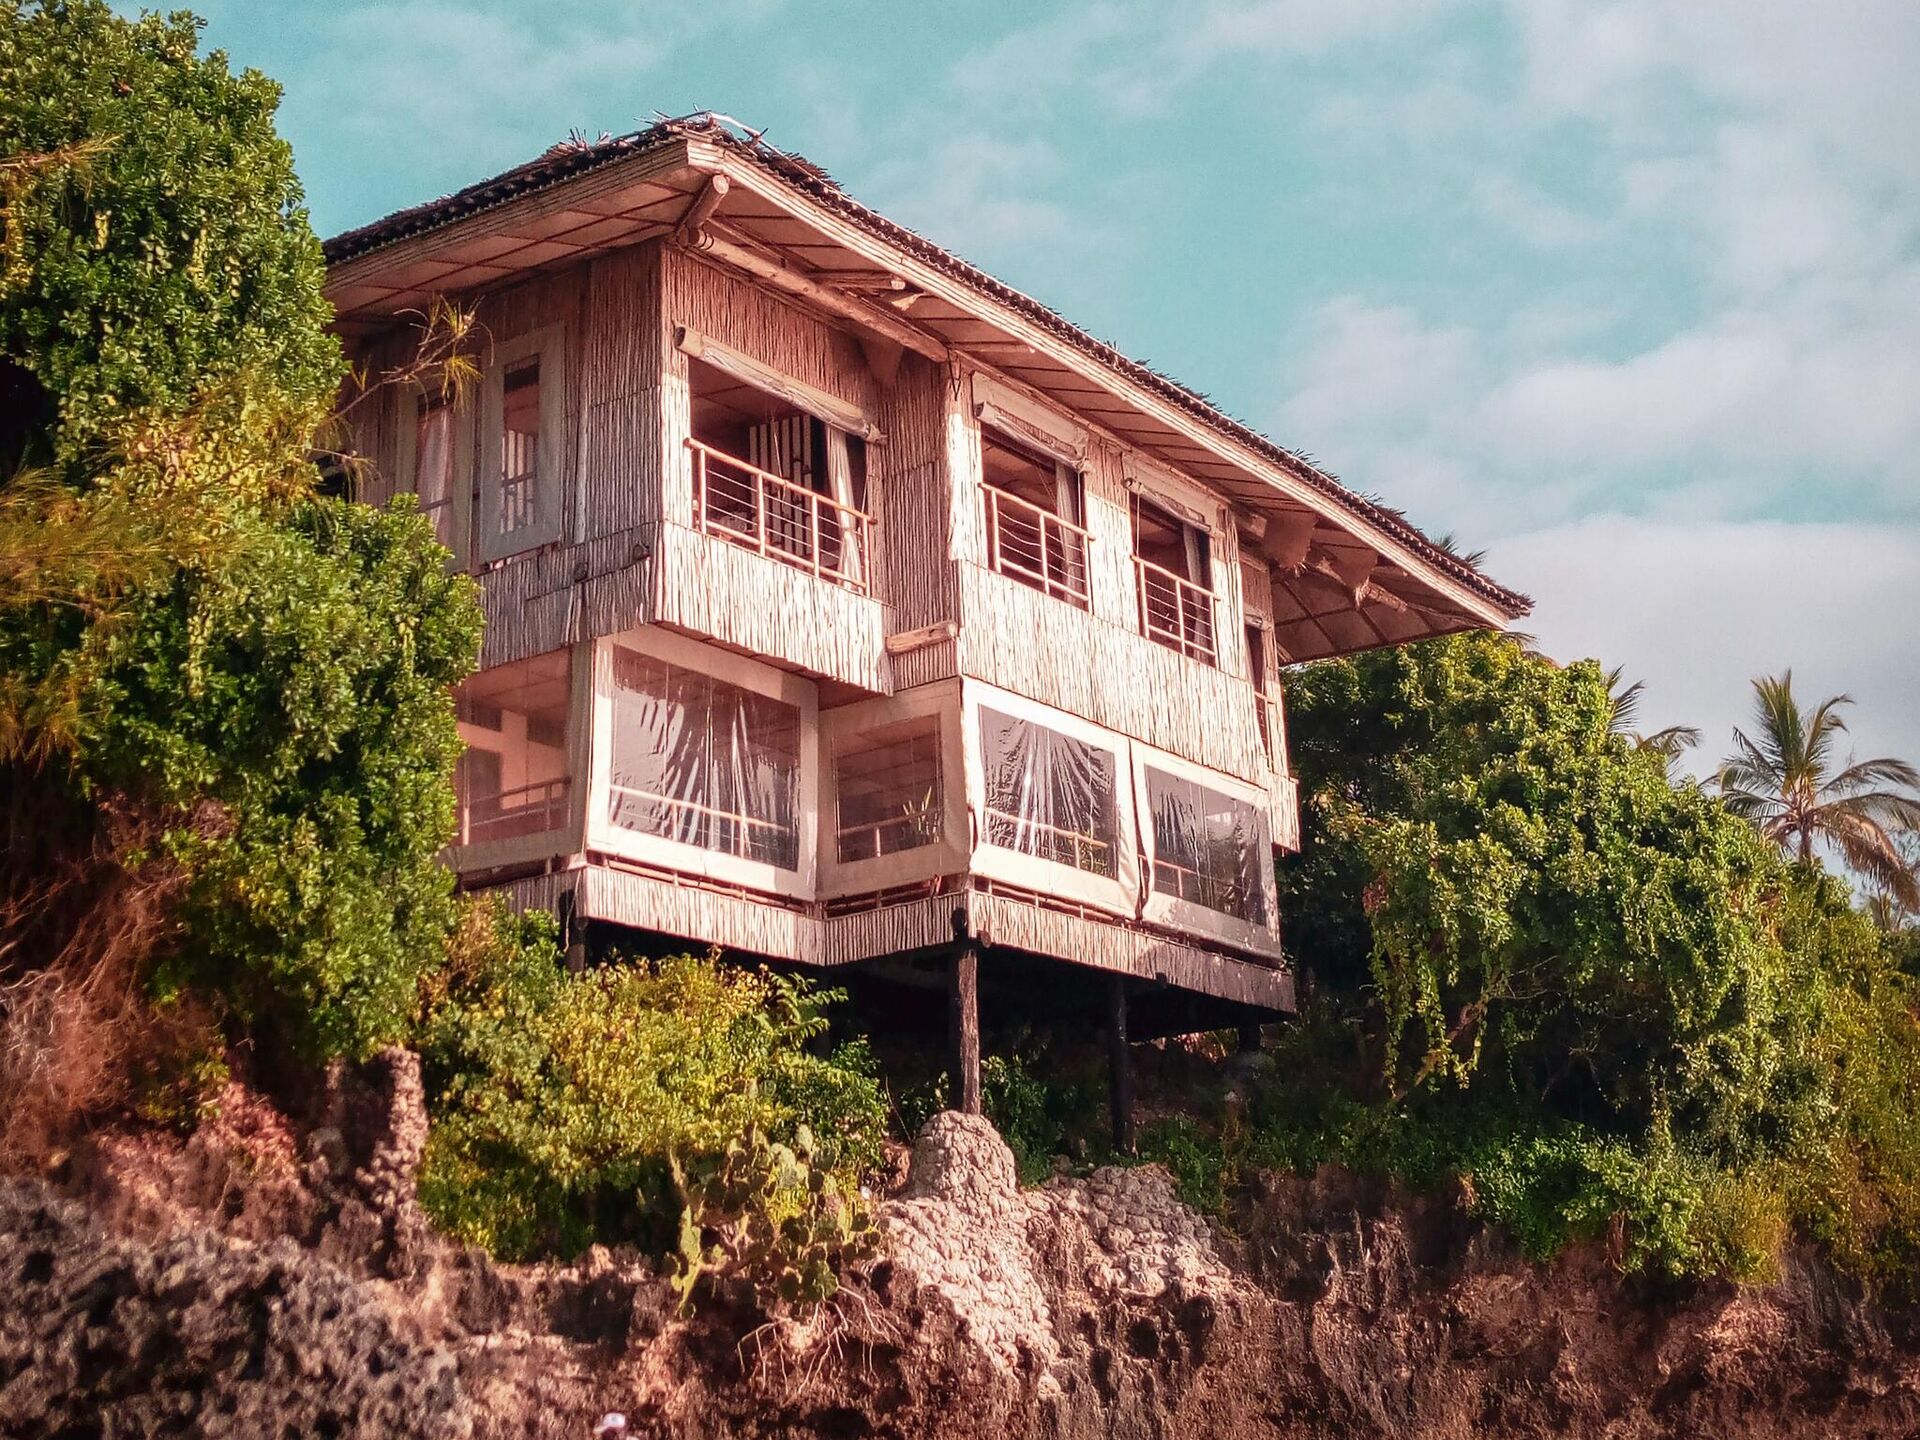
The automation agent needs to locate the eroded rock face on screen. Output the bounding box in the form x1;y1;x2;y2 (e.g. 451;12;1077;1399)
6;1093;1920;1439
0;1181;472;1440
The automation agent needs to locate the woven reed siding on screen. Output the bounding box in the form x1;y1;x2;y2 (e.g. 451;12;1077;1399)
581;243;665;538
477;869;575;919
968;892;1294;1010
821;894;958;966
575;864;820;963
957;563;1268;780
1082;438;1137;630
665;248;881;416
872;355;959;658
1211;520;1252;683
1271;774;1301;853
338;330;411;507
650;522;888;691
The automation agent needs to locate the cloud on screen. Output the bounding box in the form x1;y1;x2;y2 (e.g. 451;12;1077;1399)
1489;515;1920;788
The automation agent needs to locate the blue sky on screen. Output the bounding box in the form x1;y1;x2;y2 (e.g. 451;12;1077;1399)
175;0;1919;781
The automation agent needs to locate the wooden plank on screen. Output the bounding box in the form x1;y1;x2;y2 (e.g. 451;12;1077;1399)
949;921;982;1115
1109;975;1135;1154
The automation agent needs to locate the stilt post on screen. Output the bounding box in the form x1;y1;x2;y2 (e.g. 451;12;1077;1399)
1108;974;1135;1154
948;909;981;1115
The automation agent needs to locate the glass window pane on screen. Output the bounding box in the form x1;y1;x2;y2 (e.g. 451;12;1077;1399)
453;652;571;845
834;720;942;863
499;360;540;537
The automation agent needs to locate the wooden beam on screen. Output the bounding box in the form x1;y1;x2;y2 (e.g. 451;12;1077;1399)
1108;975;1135;1155
689;231;948;363
885;621;959;656
949;909;981;1116
674;172;730;245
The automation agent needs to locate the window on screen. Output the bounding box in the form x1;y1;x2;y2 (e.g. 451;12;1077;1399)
1133;495;1215;664
607;646;802;870
499;360;541;540
1145;767;1273;925
453;652;572;846
687;356;869;591
412;394;456;551
981;430;1089;607
833;717;943;863
979;707;1118;877
479;329;563;562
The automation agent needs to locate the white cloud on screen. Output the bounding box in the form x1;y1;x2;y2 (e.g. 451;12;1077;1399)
1490;515;1920;789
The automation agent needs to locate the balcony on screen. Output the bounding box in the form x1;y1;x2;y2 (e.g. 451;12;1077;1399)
1136;557;1216;666
983;483;1091;608
689;437;871;594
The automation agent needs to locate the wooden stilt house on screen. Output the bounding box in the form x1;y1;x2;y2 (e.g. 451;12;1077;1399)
324;115;1528;1115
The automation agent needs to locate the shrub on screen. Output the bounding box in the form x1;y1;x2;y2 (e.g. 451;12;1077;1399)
671;1121;878;1314
415;904;888;1262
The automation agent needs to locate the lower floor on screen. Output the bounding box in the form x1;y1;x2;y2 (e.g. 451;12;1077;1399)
489;862;1294;1015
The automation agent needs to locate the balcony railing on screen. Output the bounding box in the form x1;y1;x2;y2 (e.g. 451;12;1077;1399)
983;484;1090;608
689;438;871;594
1136;557;1216;665
983;806;1115;877
458;777;570;846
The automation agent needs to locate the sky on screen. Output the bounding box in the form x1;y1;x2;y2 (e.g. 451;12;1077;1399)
168;0;1918;782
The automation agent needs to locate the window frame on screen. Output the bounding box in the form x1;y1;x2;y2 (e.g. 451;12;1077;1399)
1130;743;1282;958
390;379;473;566
961;681;1138;916
478;325;567;563
586;626;819;900
819;681;968;898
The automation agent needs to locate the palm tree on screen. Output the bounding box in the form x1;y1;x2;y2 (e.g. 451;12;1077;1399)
1718;671;1920;910
1605;668;1702;769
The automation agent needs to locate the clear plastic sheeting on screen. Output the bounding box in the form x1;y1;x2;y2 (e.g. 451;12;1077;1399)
607;647;802;870
1145;767;1274;925
834;720;942;863
980;707;1119;878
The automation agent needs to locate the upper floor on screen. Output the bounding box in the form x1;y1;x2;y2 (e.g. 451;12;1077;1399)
326;115;1528;866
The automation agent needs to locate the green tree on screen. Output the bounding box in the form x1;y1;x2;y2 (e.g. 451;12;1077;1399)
1269;634;1920;1282
0;0;339;467
1718;671;1920;912
0;0;480;1132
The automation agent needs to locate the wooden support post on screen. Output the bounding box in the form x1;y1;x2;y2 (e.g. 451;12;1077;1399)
948;909;981;1116
1108;975;1135;1155
1237;1021;1263;1054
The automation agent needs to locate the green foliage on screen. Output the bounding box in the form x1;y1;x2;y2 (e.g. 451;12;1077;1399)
415;909;888;1262
1136;1115;1233;1214
671;1121;879;1314
1267;632;1920;1285
0;0;480;1082
0;0;339;466
109;497;479;1059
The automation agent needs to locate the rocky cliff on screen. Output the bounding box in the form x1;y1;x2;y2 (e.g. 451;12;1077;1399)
2;1057;1916;1438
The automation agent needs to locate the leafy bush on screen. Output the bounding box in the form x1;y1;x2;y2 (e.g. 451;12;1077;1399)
671;1121;878;1313
0;0;478;1148
1136;1115;1234;1214
415;904;888;1261
1262;632;1920;1285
